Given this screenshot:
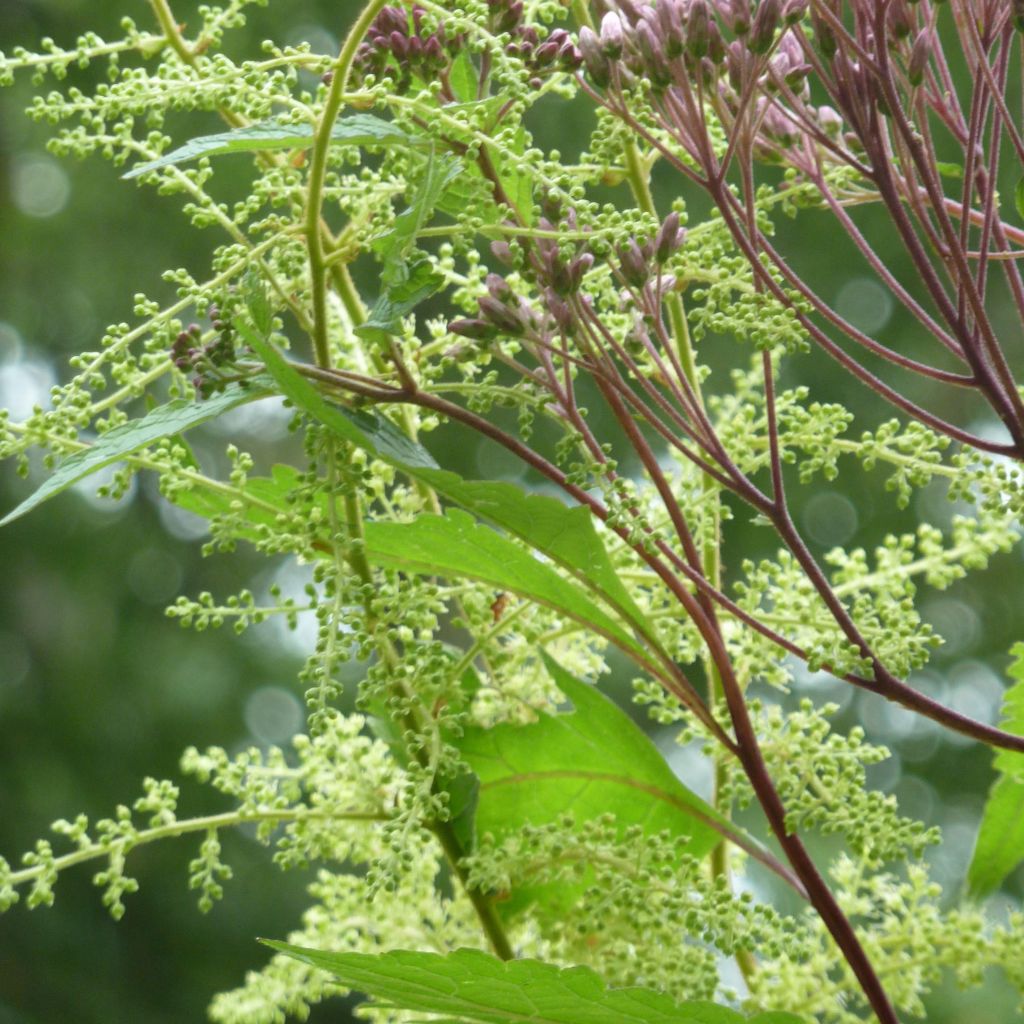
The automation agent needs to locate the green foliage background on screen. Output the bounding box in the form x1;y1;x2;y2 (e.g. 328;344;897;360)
0;2;1021;1022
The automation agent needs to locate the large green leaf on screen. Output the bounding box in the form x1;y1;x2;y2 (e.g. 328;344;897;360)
243;336;652;645
967;641;1024;897
123;114;415;179
0;379;273;527
259;945;805;1024
966;776;1024;899
456;654;794;914
361;510;646;661
370;150;463;271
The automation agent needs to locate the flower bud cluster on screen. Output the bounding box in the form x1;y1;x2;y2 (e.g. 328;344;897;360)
354;2;580;93
616;211;686;289
170;304;237;397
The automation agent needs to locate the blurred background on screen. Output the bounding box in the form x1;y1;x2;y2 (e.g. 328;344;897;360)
0;1;1022;1022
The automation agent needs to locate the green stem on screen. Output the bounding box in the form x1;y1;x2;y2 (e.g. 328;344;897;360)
7;809;388;889
305;0;389;369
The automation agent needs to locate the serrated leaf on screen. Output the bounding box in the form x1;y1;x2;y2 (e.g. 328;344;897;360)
354;255;446;345
123;113;415;179
239;337;663;659
0;380;273;527
449;51;480;103
361;509;646;660
372;151;464;274
456;653;797;915
259;945;805;1024
966;641;1024;897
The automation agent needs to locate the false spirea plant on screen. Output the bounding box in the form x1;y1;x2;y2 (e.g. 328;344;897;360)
1;1;1023;1021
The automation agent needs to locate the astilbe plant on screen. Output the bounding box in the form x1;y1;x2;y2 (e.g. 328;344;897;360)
1;0;1024;1021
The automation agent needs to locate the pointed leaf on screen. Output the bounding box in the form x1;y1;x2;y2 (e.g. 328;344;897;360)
456;653;798;914
372;151;463;272
967;641;1024;897
123;114;415;179
361;509;646;661
1;380;273;527
354;255;446;344
259;945;804;1024
231;337;653;643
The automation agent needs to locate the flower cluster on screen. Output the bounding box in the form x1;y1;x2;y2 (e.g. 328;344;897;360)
354;1;581;93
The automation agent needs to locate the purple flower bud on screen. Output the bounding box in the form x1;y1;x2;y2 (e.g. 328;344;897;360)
659;0;686;59
748;0;781;55
907;28;931;86
654;212;685;263
540;288;573;334
490;240;516;267
486;273;514;301
579;26;612;87
724;0;752;36
816;104;843;137
810;7;838;59
423;35;444;65
389;30;409;59
449;318;499;341
687;0;711;60
782;0;808;25
566;252;594;292
599;11;625;57
635;20;672;87
478;295;526;335
618;239;650;288
886;0;913;40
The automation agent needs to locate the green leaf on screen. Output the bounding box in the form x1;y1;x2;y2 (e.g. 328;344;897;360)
1016;177;1024;222
354;255;446;345
172;462;304;540
967;641;1024;897
372;151;464;274
408;470;648;632
243;267;273;337
123;114;415;179
456;653;789;915
495;126;534;226
361;509;646;660
0;380;273;527
258;945;805;1024
449;51;479;103
239;337;664;662
966;776;1024;899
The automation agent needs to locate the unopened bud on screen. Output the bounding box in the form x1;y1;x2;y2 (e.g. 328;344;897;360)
810;8;837;60
886;0;913;40
618;239;650;288
478;295;526;335
490;240;516;267
578;26;612;87
654;212;685;263
449;318;499;341
907;28;930;86
687;0;711;60
599;12;625;57
748;0;781;55
658;0;686;59
566;252;595;292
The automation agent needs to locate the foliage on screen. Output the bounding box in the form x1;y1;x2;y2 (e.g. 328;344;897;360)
1;1;1024;1023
